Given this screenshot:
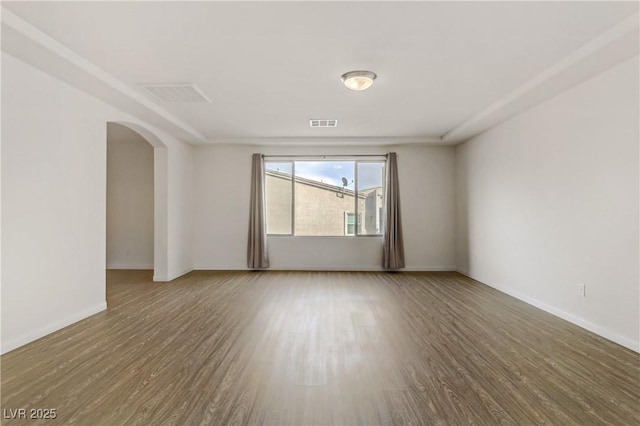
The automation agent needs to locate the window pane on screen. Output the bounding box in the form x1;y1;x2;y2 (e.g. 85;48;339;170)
265;162;292;234
294;161;355;236
358;162;385;235
344;212;362;236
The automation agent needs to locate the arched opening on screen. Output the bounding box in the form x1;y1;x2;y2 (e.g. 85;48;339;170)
106;122;169;281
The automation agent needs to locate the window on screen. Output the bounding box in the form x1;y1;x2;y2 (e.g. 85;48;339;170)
265;158;385;236
344;212;361;236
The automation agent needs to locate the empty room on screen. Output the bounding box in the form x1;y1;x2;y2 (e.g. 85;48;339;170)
1;1;638;425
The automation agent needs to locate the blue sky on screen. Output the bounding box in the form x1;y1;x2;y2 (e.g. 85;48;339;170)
266;161;384;190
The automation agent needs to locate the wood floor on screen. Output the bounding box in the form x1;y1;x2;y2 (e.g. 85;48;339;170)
2;271;638;425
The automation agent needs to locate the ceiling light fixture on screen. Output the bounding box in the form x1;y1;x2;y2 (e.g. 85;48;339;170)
341;70;377;91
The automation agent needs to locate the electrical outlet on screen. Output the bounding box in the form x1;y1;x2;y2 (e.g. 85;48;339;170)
125;248;131;257
578;283;586;297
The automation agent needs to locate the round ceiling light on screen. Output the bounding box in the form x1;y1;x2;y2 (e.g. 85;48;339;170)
341;70;377;91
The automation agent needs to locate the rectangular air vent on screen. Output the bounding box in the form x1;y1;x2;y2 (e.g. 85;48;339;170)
139;83;212;102
310;119;338;128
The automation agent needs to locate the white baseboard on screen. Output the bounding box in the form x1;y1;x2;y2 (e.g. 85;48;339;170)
456;269;639;353
172;268;194;280
194;265;457;272
156;268;194;282
266;266;385;271
107;264;153;270
1;302;107;355
456;267;470;276
403;266;458;272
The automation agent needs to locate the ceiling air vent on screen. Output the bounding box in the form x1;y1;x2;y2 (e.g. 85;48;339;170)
139;83;212;102
310;119;338;128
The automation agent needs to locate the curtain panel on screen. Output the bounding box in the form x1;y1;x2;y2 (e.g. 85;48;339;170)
383;152;405;269
247;153;269;269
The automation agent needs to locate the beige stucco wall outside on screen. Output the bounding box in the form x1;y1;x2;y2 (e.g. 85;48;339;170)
265;172;293;234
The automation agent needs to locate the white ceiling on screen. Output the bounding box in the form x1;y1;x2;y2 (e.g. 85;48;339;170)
2;1;638;145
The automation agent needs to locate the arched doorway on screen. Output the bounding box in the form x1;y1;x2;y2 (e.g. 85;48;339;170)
106;122;169;281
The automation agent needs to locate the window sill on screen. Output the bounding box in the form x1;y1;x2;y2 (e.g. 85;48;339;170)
267;235;383;238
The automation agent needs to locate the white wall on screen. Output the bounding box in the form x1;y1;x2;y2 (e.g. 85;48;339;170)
456;56;639;351
106;123;154;269
1;53;194;353
167;138;195;279
193;144;456;270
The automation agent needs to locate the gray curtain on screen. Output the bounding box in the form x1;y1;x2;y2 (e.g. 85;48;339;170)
247;153;269;269
383;152;405;269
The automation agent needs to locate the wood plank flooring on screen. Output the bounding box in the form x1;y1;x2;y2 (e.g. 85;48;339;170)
2;270;638;425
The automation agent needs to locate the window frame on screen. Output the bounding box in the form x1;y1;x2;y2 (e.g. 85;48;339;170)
264;156;386;237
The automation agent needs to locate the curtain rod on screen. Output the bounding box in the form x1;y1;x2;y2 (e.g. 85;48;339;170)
262;154;388;158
